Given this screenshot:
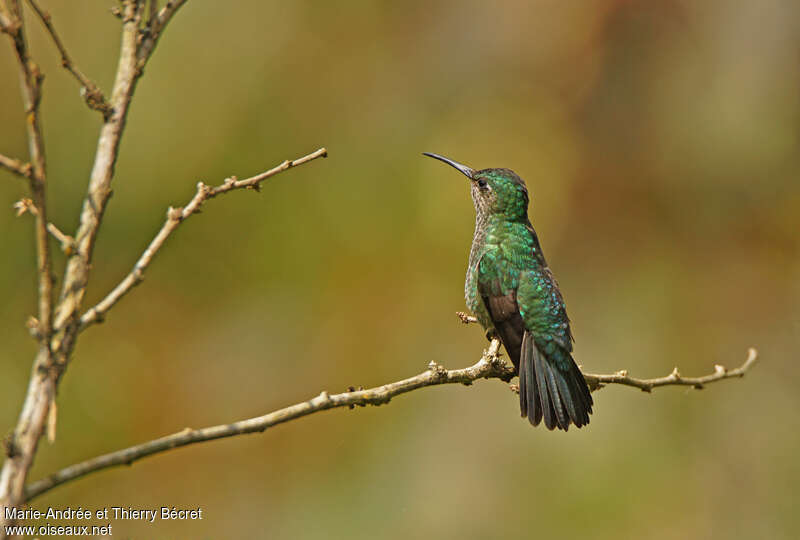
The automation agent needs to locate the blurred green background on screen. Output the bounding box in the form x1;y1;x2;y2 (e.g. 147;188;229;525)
1;1;798;538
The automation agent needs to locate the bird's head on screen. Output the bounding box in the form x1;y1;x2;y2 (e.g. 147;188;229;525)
423;152;529;221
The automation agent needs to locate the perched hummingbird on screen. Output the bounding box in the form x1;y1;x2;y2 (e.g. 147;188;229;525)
424;152;593;430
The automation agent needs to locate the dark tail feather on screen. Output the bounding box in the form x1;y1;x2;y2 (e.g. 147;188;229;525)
519;331;593;431
533;344;557;429
551;365;575;429
567;364;593;427
545;362;569;429
519;332;542;426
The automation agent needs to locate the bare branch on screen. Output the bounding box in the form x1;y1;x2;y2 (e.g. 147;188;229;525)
1;0;52;337
137;0;188;62
52;0;145;338
52;0;189;338
22;342;757;501
24;0;111;117
583;347;759;392
0;1;55;512
0;153;32;179
1;0;182;526
78;147;328;331
23;339;504;500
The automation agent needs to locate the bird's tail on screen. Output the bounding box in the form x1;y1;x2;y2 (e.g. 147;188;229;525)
518;331;593;430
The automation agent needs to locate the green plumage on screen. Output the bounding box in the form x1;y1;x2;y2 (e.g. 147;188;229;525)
424;154;593;431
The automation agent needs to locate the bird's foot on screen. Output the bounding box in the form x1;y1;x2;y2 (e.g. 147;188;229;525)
456;311;478;324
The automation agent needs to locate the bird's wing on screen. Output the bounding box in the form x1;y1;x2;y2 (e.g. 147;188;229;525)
476;235;592;430
475;252;526;373
476;261;549;427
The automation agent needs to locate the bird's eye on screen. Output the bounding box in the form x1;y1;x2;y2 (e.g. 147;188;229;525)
477;179;489;190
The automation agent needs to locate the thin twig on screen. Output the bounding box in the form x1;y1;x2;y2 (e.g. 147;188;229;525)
22;342;757;501
583;347;759;392
78;147;328;331
13;198;75;252
25;0;111;117
2;0;51;337
51;0;143;340
45;222;74;253
0;153;33;179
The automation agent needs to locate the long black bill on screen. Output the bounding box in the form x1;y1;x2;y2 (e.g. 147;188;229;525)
422;152;474;179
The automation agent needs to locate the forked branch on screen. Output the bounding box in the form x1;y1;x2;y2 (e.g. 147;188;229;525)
13;197;74;253
25;0;112;117
78;147;328;331
1;2;192;528
22;341;757;501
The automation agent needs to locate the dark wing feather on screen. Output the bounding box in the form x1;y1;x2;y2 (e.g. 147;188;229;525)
532;341;556;429
484;292;525;372
520;331;542;425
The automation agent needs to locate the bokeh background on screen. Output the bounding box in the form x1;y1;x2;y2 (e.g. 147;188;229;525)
1;1;798;538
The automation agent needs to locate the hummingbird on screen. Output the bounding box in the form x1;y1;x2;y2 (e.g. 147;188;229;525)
423;152;593;430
